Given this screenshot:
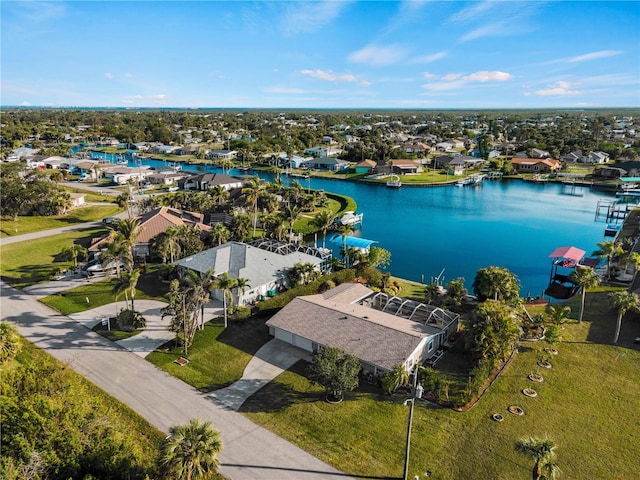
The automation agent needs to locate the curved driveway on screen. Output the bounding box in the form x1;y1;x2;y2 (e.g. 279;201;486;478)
0;281;352;480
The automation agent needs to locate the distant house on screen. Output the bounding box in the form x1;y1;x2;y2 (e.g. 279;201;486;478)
561;151;583;163
150;144;179;155
355;159;377;174
586;151;609;164
173;240;330;306
530;148;550;158
174;145;201;156
101;165;151;185
510;158;560;173
178;173;245;191
305;157;350;171
592;167;627;179
389;159;419;175
208;149;237;160
146;171;189;185
266;283;460;374
305;145;343;158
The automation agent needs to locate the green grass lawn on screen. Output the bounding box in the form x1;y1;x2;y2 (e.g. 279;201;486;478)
0;228;107;288
0;205;121;238
240;292;640;479
146;316;271;391
40;267;170;315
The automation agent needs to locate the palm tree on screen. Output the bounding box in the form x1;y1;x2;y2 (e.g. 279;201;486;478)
126;268;141;312
284;204;302;240
100;238;129;277
61;244;88;267
112;218;142;270
569;266;600;323
0;321;22;363
183;269;216;330
208;184;229;209
514;437;559;480
234;277;250;305
158;225;182;263
609;290;640;343
311;210;336;249
215;272;237;328
241;176;265;237
208;222;230;246
159;418;223;480
626;251;640;282
112;274;131;311
592;240;623;280
547;304;571;326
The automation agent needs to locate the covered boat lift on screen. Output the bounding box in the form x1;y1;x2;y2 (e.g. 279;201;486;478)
544;246;586;300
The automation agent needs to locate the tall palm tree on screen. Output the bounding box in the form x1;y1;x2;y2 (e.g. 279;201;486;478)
126;268;141;312
337;223;354;265
284;204;302;240
183;269;216;330
157;226;182;263
569;266;600;323
112;218;142;271
547;304;571;326
234;277;250;305
241;176;265;237
61;244;88;267
609;290;640;343
208;184;229;209
215;272;236;328
311;210;336;249
208;222;230;246
592;240;623;280
112;274;130;311
100;238;129;277
514;437;559;480
159;418;223;480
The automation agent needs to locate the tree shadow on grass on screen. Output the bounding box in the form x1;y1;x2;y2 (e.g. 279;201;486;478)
215;316;271;357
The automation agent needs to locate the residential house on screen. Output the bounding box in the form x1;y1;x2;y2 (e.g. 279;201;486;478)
174;145;201;156
150;144;179;155
355;159;377;175
208;149;237;160
510;158;561;174
266;283;459;374
592;167;627;179
173;240;330;306
403;142;431;155
305;145;343;158
304;157;350;172
90;207;211;260
178;173;245;191
586;151;610;164
530;148;550;158
561;151;583;163
101;165;151;185
146;171;189;185
389;159;419;175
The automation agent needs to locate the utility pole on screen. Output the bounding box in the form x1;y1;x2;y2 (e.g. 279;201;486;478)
403;366;421;480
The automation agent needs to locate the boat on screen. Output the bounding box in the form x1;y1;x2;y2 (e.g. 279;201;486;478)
604;223;621;237
386;175;402;188
336;211;364;227
116;155;128;166
456;173;486;186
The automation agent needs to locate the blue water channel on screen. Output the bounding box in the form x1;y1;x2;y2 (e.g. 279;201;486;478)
90;152;613;297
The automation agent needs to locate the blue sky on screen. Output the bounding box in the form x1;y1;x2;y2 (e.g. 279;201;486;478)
2;1;639;108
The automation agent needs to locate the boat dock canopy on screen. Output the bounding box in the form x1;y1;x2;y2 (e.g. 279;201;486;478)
330;234;377;250
548;246;586;262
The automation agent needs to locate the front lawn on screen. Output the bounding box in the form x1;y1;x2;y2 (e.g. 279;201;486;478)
40;267;170;315
146;316;270;391
0;205;121;238
0;228;106;288
241;293;640;479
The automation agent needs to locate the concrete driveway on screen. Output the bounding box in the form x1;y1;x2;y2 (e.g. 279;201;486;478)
1;281;352;480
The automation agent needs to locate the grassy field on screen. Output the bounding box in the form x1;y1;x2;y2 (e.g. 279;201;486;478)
0;205;121;238
40;266;170;314
146;316;270;391
240;297;640;479
0;228;107;288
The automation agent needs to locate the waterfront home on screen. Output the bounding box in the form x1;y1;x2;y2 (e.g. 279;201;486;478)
266;283;459;374
173;240;329;306
305;145;343;158
177;173;245;191
390;159;420;175
146;171;189;185
355;159;377;174
304;157;350;172
510;158;560;174
208;149;237;160
101;165;151;185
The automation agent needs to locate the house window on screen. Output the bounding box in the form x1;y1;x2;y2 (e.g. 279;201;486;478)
428;341;434;352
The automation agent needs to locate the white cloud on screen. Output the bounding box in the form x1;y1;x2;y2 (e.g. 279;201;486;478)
532;81;582;97
449;0;495;23
120;94;168;105
422;72;437;80
359;80;372;87
8;1;66;23
347;44;407;67
409;51;447;64
282;1;351;35
459;22;508;42
464;71;512;82
121;95;143;105
124;73;133;78
546;50;623;64
422;70;513;91
149;94;168;104
301;69;357;83
19;101;32;106
105;72;114;80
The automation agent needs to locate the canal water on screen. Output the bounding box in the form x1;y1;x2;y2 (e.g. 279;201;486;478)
95;153;612;297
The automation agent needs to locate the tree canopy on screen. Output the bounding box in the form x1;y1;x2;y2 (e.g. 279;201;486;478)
308;346;361;402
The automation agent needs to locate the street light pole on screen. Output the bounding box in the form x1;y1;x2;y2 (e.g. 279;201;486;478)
403;366;420;480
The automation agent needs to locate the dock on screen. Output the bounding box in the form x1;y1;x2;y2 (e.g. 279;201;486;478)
595;200;635;223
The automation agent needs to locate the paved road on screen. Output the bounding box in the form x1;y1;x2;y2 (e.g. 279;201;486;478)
0;281;353;480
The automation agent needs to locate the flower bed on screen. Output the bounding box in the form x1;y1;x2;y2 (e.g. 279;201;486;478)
508;405;524;416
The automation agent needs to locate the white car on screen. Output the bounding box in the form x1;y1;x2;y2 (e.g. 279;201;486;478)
86;260;124;275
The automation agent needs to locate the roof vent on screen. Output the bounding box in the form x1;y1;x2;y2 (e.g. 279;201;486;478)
340;316;347;320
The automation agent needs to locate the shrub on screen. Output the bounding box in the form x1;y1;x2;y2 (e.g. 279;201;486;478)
232;306;251;320
116;309;146;332
319;279;336;292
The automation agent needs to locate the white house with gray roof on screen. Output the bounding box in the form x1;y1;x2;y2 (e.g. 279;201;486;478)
266;283;459;374
173;241;326;306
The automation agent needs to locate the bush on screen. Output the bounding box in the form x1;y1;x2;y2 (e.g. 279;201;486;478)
231;306;251;320
116;309;146;332
319;279;336;292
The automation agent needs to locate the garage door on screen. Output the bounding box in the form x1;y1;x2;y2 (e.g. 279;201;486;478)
293;335;312;352
275;329;293;344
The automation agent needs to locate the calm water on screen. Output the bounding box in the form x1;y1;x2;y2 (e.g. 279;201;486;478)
111;155;613;297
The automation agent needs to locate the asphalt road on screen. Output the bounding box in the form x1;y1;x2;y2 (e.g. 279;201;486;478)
1;281;353;480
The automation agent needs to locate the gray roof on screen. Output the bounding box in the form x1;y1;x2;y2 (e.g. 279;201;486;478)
267;284;442;371
174;241;322;287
